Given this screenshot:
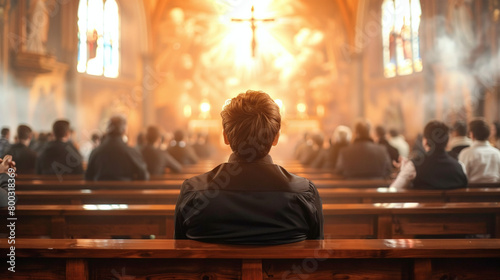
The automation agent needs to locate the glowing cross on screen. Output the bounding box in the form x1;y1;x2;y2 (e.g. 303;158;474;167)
231;6;275;57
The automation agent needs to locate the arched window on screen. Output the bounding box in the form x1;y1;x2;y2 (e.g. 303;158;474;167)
77;0;120;78
382;0;422;78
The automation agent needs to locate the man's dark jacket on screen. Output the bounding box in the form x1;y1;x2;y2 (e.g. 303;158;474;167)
412;149;467;189
6;143;37;174
85;135;149;181
36;140;83;175
142;145;182;175
174;154;324;245
336;138;392;178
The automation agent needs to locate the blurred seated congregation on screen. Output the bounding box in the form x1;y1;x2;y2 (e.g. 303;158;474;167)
1;0;500;279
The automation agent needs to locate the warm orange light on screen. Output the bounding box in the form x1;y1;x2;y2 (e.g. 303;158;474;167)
183;105;192;118
316;105;325;117
200;102;211;113
274;99;283;109
297;103;307;113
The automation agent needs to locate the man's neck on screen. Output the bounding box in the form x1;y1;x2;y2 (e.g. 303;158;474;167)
56;137;69;143
19;140;30;147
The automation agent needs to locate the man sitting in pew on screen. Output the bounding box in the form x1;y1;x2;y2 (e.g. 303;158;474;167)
142;125;183;175
335;120;392;179
0;155;15;207
174;90;323;244
458;118;500;183
35;119;84;176
85;115;149;181
6;125;37;174
391;120;468;189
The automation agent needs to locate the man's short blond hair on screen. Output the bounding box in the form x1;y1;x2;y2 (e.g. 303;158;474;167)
221;90;281;161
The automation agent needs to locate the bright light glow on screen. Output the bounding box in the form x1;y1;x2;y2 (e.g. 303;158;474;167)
213;0;295;70
316;105;325;117
274;99;283;109
200;102;211;113
83;204;128;210
297;103;307;113
77;0;119;77
183;105;192;118
222;99;232;110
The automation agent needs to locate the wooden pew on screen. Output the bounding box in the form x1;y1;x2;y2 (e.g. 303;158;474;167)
16;171;345;181
15;178;393;191
2;202;499;239
2;238;500;280
14;187;500;205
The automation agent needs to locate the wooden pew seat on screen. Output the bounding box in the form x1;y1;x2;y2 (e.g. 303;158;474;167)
15;179;393;191
2;202;499;239
14;187;500;205
2;238;500;280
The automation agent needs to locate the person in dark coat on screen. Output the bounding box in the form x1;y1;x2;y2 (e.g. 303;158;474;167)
167;130;199;165
375;125;400;165
174;90;323;245
36;120;84;176
6;125;37;174
85;116;149;181
335;120;392;179
142;126;182;175
447;121;471;160
0;127;11;158
391;120;468;189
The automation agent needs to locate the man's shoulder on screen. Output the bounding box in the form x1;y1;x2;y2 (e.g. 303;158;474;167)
182;162;313;193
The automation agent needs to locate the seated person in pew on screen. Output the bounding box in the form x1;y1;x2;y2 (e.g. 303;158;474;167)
335;119;392;179
167;130;199;165
458;118;500;183
35;119;84;176
85;115;149;181
5;125;37;174
0;155;16;207
391;120;468;189
142;126;183;175
447;120;471;160
174;90;324;245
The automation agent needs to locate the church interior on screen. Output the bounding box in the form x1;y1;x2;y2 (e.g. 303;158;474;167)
1;0;499;149
1;0;500;279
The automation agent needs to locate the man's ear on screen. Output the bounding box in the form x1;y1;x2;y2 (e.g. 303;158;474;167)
272;131;280;146
422;137;430;152
223;131;230;145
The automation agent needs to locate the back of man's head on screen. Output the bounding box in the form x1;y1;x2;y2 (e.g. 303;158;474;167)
146;126;160;145
452;121;467;137
17;125;32;141
388;128;400;138
173;130;185;142
221;90;281;160
1;128;9;138
53;120;71;140
106;115;127;136
332;125;352;144
375;126;386;139
354;120;371;139
423;120;449;151
91;133;100;143
469;118;490;141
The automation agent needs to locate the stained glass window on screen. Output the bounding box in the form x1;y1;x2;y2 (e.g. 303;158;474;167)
77;0;119;78
382;0;422;78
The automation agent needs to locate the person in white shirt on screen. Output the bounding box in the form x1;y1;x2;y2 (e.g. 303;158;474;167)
388;129;410;158
458;119;500;183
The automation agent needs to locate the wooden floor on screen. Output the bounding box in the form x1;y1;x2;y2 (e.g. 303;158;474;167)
2;238;500;280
